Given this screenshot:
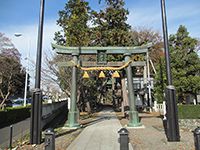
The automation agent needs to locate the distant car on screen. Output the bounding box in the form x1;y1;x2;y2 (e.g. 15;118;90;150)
12;102;23;107
12;98;24;107
12;98;23;102
42;95;49;100
12;98;32;107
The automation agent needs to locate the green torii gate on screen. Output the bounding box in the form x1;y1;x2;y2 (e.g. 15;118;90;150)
52;43;150;128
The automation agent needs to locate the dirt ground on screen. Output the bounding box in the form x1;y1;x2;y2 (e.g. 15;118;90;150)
118;112;195;150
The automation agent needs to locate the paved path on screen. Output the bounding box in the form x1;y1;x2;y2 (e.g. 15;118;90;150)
0;118;30;149
67;108;133;150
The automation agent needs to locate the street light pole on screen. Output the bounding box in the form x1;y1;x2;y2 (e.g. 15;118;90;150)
30;0;45;144
160;0;180;141
24;65;28;106
14;33;29;107
24;39;31;107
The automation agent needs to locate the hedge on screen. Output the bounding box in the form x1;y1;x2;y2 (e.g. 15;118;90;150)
178;105;200;119
0;106;31;128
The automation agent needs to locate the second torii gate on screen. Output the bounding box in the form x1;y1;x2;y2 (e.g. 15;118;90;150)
52;43;150;128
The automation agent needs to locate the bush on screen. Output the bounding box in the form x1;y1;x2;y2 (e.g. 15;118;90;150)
178;105;200;119
0;106;31;128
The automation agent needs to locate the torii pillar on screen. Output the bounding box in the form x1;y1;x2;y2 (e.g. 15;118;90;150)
125;53;141;127
65;53;80;128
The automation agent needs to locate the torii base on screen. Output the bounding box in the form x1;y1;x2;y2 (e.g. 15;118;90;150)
127;110;142;127
64;111;80;129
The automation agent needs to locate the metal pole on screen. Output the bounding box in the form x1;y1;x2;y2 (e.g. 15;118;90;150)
9;125;13;150
147;51;152;108
23;39;31;107
30;89;42;144
143;64;148;107
160;0;172;85
160;0;180;141
35;0;45;89
125;53;141;127
65;53;80;128
30;0;45;144
149;59;157;74
23;68;28;106
193;127;200;150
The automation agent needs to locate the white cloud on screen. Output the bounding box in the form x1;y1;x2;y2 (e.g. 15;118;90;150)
127;4;162;33
127;1;200;38
127;7;156;27
1;20;60;65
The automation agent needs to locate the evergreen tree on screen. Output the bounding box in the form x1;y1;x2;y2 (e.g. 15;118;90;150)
55;0;91;46
155;25;200;103
154;56;166;103
90;0;131;47
169;25;200;103
53;0;92;92
53;0;99;112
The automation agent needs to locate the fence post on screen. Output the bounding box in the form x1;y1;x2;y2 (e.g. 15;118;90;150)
193;99;197;105
44;128;55;150
118;128;129;150
163;101;167;120
153;101;158;112
193;127;200;150
9;125;13;150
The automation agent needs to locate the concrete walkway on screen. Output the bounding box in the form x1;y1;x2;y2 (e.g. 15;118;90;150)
67;108;133;150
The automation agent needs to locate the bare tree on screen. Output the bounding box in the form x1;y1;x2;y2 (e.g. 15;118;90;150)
0;33;25;109
42;51;72;97
130;27;164;64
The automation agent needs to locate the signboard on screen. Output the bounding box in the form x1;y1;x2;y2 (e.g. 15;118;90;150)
97;50;107;64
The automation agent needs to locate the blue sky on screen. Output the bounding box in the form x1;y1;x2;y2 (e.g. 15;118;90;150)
0;0;200;74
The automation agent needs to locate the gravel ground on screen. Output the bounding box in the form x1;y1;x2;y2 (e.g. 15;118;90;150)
179;119;200;131
118;112;196;150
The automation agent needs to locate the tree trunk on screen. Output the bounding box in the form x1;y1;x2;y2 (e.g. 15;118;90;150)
0;90;10;109
86;101;91;114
